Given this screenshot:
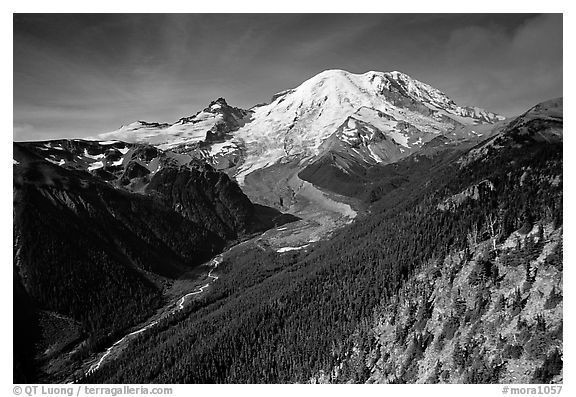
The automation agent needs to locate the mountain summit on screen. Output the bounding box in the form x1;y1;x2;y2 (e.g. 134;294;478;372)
98;97;251;149
230;69;504;183
96;69;506;202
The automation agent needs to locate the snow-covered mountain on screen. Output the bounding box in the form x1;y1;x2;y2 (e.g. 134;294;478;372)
95;69;506;206
99;98;251;150
226;70;503;183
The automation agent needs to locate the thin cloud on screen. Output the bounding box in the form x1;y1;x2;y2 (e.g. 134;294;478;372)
436;14;562;115
13;14;562;141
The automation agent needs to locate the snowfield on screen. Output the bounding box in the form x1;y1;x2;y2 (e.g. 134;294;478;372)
231;70;502;183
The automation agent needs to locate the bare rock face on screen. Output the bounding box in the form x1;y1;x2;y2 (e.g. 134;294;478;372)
201;98;253;142
121;161;150;183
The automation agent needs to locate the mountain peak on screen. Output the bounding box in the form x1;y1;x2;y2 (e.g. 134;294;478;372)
98;67;504;180
208;97;229;109
123;120;169;129
526;97;563;118
293;69;504;122
229;68;506;183
313;69;350;77
502;97;562;141
386;70;410;79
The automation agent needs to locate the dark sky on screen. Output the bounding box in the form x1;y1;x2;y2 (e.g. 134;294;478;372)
14;13;563;141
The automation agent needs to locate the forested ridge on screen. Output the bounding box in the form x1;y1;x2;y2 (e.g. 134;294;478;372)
12;142;281;383
85;134;562;383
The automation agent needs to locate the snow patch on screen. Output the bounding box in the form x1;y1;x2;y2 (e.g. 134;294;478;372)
88;161;103;171
45;158;65;166
84;149;105;160
277;245;309;253
209;141;238;157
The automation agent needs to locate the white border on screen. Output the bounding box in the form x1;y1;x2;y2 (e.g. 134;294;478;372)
3;4;572;396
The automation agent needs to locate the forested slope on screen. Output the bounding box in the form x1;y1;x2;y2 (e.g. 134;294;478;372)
85;101;562;383
13;142;278;383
